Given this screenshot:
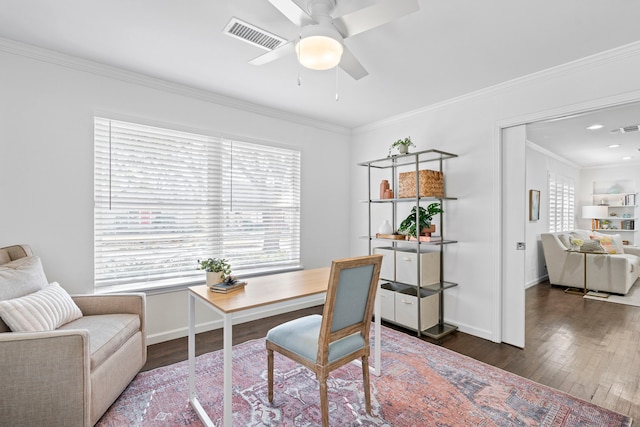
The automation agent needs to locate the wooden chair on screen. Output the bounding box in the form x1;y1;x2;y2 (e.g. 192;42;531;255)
266;254;383;427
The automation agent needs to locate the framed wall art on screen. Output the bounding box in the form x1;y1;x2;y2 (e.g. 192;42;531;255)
529;189;540;221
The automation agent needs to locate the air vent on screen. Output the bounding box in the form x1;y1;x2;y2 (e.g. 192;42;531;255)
610;124;640;134
223;17;286;51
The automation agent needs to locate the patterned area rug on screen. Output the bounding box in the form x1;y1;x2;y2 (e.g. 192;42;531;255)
98;326;632;426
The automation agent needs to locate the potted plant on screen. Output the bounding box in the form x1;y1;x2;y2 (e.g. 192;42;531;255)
388;136;415;156
197;258;231;285
397;203;443;239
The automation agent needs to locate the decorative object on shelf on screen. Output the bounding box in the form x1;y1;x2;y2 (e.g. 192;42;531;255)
197;258;232;286
388;136;414;156
529;189;540;221
383;188;394;199
608;183;623;194
601;220;611;229
380;180;390;199
397;204;443;239
399;169;444;198
378;220;393;235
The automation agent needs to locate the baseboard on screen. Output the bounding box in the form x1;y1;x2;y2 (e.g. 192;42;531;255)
146;294;325;345
526;275;548;289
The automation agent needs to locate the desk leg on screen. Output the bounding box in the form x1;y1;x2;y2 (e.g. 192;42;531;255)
188;294;196;400
188;294;215;427
222;313;233;427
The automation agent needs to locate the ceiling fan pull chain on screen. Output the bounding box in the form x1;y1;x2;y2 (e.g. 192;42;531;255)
297;33;302;86
335;66;340;101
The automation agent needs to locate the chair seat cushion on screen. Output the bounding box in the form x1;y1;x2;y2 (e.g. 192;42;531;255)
266;314;364;364
58;313;140;370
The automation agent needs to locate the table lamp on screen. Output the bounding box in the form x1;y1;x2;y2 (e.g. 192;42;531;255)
582;205;608;231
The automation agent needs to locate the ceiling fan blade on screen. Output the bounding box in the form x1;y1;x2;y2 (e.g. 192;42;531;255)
332;0;419;38
267;0;313;26
249;40;295;65
339;46;368;80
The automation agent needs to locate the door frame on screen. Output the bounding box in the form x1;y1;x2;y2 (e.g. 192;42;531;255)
494;90;640;344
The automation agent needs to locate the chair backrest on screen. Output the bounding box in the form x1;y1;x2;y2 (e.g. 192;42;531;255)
317;254;382;363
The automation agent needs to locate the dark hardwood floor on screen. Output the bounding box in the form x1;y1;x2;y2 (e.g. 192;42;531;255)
145;281;640;420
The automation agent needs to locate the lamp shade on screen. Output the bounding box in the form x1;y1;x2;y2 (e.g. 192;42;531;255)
582;205;608;219
296;25;344;71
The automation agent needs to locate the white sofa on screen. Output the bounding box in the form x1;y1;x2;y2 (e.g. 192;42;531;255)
540;230;640;295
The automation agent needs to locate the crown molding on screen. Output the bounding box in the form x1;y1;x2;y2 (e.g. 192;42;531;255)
526;140;580;170
354;40;640;135
0;37;351;136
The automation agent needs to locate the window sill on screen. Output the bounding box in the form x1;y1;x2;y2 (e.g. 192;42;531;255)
95;265;304;296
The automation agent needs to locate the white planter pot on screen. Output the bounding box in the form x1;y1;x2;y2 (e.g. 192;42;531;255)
206;271;225;286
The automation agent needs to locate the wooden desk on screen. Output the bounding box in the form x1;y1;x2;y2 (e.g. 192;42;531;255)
187;267;382;427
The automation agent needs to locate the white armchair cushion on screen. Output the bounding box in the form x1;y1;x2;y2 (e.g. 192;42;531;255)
0;282;83;332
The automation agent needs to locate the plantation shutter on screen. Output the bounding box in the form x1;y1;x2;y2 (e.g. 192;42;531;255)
548;172;575;232
94;118;301;290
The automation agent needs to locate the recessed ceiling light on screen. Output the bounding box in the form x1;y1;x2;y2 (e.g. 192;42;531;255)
623;156;632;160
586;124;604;130
609;144;621;148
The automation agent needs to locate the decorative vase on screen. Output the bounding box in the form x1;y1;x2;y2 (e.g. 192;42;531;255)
206;271;224;286
379;180;390;199
399;145;409;154
378;220;393;235
383;189;394;199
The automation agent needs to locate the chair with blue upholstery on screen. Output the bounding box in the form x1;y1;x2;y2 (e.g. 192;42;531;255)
266;254;383;427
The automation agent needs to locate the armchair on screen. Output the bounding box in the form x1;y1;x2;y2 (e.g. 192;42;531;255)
0;244;146;426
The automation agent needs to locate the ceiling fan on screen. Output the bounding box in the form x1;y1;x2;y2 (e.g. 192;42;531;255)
248;0;420;80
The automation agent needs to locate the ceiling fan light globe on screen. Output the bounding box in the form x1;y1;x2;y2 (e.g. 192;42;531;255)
296;35;343;70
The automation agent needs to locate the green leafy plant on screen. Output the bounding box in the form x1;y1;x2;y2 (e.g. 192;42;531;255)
397;204;443;238
388;136;415;156
197;258;231;280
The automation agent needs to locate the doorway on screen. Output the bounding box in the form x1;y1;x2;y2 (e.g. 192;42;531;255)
499;96;640;347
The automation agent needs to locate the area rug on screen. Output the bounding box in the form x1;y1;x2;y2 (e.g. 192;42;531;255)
584;280;640;307
98;326;632;427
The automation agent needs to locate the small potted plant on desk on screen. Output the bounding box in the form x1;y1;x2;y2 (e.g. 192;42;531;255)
388;136;415;156
398;203;443;241
197;258;231;286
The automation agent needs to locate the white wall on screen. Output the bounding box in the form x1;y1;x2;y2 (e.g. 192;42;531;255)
525;143;581;288
0;44;351;343
350;43;640;342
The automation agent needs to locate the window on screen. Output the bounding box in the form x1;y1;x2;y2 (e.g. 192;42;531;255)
94;118;301;291
548;172;575;232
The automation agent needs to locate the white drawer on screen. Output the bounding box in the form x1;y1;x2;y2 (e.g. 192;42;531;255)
373;248;395;281
394;289;439;331
378;287;396;321
396;251;440;287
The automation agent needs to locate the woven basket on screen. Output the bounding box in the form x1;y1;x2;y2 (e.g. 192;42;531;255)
398;170;444;198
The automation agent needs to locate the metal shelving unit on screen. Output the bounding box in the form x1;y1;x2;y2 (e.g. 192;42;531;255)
358;149;458;339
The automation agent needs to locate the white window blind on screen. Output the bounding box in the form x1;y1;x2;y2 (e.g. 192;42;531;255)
94;118;301;290
548;172;575;232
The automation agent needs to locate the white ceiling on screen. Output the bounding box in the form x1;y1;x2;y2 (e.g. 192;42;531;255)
2;0;640;168
2;0;640;131
527;101;640;168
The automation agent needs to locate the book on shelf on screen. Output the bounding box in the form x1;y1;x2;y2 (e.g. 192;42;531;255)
208;280;247;293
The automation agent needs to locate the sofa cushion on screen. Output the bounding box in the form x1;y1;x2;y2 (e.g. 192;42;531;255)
0;256;48;301
59;313;141;370
0;282;83;332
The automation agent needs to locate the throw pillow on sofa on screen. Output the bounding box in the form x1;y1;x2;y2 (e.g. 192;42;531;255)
590;235;624;254
0;282;83;332
0;256;49;301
